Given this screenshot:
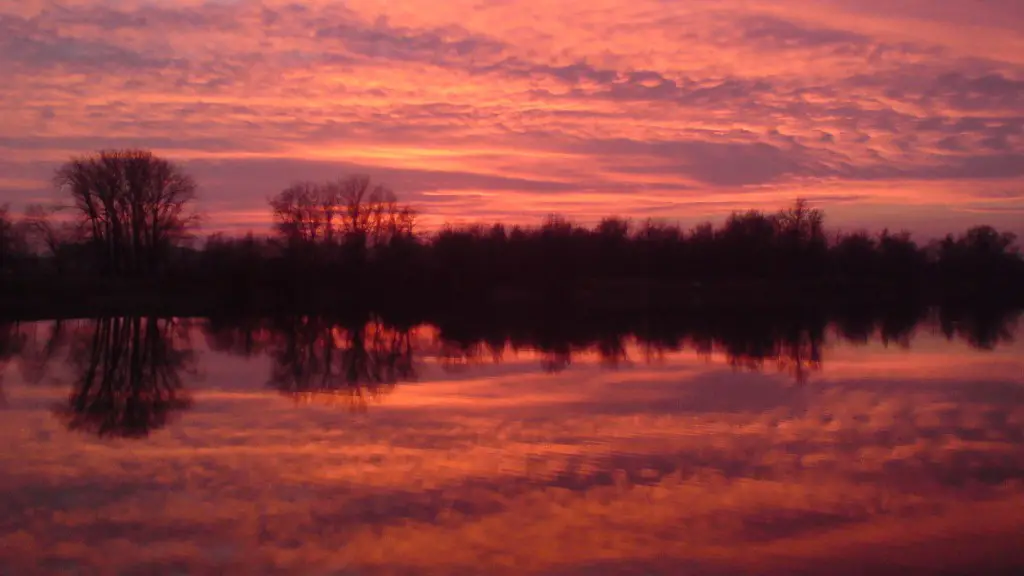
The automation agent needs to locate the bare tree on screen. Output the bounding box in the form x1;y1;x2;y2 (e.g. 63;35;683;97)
776;198;825;247
21;204;83;274
336;175;416;246
0;204;12;273
269;175;415;250
54;149;199;276
268;182;327;246
23;204;65;255
0;204;29;273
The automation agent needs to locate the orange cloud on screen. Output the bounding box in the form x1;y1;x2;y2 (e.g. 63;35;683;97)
0;0;1022;237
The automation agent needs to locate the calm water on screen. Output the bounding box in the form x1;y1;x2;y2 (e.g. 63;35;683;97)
1;314;1023;575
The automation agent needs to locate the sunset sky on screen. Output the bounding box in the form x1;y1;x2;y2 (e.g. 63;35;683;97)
2;0;1023;237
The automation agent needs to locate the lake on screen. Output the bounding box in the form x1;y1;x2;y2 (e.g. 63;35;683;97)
1;313;1023;575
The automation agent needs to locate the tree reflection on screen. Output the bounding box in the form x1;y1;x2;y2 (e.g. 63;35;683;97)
426;305;1017;385
718;327;824;385
54;317;194;439
436;339;503;372
267;316;415;410
17;320;70;385
939;307;1020;350
0;321;27;407
195;303;1022;414
202;315;271;358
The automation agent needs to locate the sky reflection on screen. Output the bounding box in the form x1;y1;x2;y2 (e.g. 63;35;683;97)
0;317;1022;574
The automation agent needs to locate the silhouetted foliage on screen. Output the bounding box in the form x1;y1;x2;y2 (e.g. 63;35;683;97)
0;204;29;276
270;176;416;248
54;149;198;277
258;175;420;303
0;150;1022;320
935;226;1021;291
268;175;415;272
21;204;86;275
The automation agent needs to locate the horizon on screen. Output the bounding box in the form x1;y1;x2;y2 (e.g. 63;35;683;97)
2;0;1023;239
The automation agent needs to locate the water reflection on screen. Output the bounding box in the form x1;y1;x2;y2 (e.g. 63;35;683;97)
0;321;26;407
939;305;1022;350
202;315;416;409
11;317;195;438
1;306;1020;437
427;305;1017;385
0;309;1023;574
266;316;415;409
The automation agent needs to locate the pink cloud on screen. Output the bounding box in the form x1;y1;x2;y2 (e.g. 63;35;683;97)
0;0;1021;237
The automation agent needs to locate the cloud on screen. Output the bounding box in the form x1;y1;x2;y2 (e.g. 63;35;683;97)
314;17;508;66
0;0;1022;232
738;15;874;51
0;14;174;72
575;138;815;186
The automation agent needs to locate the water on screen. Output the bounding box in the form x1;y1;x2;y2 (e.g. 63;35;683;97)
1;314;1023;575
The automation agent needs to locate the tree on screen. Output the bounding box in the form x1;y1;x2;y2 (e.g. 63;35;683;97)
776;198;825;245
54;149;199;276
775;198;827;275
21;204;84;274
268;182;330;247
269;175;416;250
832;231;878;279
0;204;29;273
0;204;12;273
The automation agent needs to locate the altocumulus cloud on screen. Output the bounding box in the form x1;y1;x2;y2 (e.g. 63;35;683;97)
0;0;1022;235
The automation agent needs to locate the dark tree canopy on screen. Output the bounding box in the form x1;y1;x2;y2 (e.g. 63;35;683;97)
0;204;29;274
269;175;416;250
54;149;198;276
0;155;1021;319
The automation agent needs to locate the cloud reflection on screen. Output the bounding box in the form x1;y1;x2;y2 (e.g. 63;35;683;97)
0;312;1021;573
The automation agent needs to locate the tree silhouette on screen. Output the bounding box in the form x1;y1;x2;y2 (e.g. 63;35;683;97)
0;205;13;274
53;317;195;438
20;204;85;276
54;149;198;276
3;183;1024;320
0;204;29;275
269;175;416;252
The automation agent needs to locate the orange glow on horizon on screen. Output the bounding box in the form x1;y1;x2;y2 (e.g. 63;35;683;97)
1;0;1022;238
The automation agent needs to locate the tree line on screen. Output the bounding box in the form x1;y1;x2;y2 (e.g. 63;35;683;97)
1;148;1022;317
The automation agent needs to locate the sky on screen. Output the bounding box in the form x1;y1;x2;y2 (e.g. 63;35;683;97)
1;0;1023;237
